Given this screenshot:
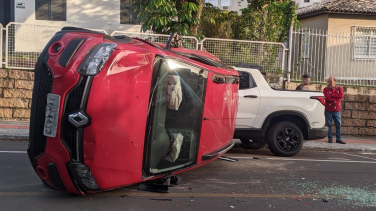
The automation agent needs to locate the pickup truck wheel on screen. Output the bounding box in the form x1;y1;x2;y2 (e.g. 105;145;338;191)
240;139;267;149
266;121;303;157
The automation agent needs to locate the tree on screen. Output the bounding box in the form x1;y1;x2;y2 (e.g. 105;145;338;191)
198;3;238;39
232;0;298;42
198;1;299;71
137;0;299;42
137;0;202;36
188;0;205;35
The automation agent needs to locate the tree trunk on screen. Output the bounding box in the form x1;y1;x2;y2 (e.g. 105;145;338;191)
259;9;267;41
190;0;204;36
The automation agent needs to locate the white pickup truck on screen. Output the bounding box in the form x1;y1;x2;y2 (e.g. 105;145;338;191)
234;66;328;157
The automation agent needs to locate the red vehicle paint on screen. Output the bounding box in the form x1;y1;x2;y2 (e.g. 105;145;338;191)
27;28;239;195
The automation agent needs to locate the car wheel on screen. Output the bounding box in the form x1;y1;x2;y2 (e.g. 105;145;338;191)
266;121;303;157
240;139;267;149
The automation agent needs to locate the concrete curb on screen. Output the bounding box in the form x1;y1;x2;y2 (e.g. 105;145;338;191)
0;127;29;140
302;141;376;153
0;134;29;140
302;146;376;153
230;141;376;154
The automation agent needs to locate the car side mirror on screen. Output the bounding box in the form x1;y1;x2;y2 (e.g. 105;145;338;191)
166;33;182;50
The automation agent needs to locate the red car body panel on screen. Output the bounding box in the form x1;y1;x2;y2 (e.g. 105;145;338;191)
84;48;155;190
197;72;239;162
35;32;105;195
27;28;239;195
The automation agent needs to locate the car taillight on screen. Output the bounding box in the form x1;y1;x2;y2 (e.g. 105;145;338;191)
310;96;325;106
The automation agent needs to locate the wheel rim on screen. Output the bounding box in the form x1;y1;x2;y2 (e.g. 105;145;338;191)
276;128;300;152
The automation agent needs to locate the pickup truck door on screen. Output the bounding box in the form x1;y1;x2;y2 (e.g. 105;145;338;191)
236;71;261;129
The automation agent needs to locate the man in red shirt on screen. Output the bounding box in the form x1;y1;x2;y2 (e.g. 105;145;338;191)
323;76;345;144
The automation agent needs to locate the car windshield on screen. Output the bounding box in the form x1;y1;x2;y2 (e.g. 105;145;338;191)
144;58;208;175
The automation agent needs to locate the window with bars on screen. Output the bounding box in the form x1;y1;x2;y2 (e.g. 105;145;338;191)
35;0;66;21
120;0;141;24
353;26;376;59
304;0;310;3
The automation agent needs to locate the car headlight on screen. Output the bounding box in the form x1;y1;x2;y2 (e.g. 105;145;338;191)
78;43;117;76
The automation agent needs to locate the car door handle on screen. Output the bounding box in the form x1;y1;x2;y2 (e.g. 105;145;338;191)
244;95;258;98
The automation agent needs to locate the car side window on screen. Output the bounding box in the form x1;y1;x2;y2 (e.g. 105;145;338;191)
238;71;256;90
144;58;207;175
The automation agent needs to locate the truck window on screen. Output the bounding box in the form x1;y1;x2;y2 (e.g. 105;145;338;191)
144;58;208;175
238;71;256;89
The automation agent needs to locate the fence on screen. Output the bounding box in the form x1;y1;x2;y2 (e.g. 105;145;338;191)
201;38;286;73
111;31;199;50
4;23;108;70
5;23;61;69
290;28;376;87
112;33;286;73
1;22;376;87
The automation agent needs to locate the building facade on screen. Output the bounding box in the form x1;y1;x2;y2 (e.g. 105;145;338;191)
6;0;250;31
6;0;142;33
294;0;376;81
205;0;248;13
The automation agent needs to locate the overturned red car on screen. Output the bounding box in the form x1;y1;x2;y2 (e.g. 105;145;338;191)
28;27;239;195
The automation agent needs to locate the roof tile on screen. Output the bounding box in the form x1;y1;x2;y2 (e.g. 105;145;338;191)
296;0;376;16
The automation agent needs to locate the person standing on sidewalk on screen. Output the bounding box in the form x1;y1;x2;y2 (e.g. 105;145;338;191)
295;74;311;90
323;76;346;144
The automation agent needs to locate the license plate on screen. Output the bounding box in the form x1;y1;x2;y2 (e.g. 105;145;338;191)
43;93;61;138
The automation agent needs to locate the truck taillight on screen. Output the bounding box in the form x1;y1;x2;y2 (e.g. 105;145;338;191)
310;96;325;106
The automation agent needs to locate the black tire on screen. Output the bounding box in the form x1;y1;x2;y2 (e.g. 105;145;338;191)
266;121;303;157
240;139;267;149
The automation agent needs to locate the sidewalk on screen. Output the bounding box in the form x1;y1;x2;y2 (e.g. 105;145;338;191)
0;120;375;153
303;136;376;153
0;121;29;140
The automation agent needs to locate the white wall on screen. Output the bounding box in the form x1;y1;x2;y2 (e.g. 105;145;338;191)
224;0;248;13
294;0;322;8
206;0;248;13
14;0;141;34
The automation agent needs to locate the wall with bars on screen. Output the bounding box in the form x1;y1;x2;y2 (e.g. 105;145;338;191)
291;28;376;86
3;21;376;87
285;81;376;136
294;14;376;86
326;14;376;84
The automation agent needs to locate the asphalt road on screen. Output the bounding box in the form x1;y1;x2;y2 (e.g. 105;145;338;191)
1;141;376;211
